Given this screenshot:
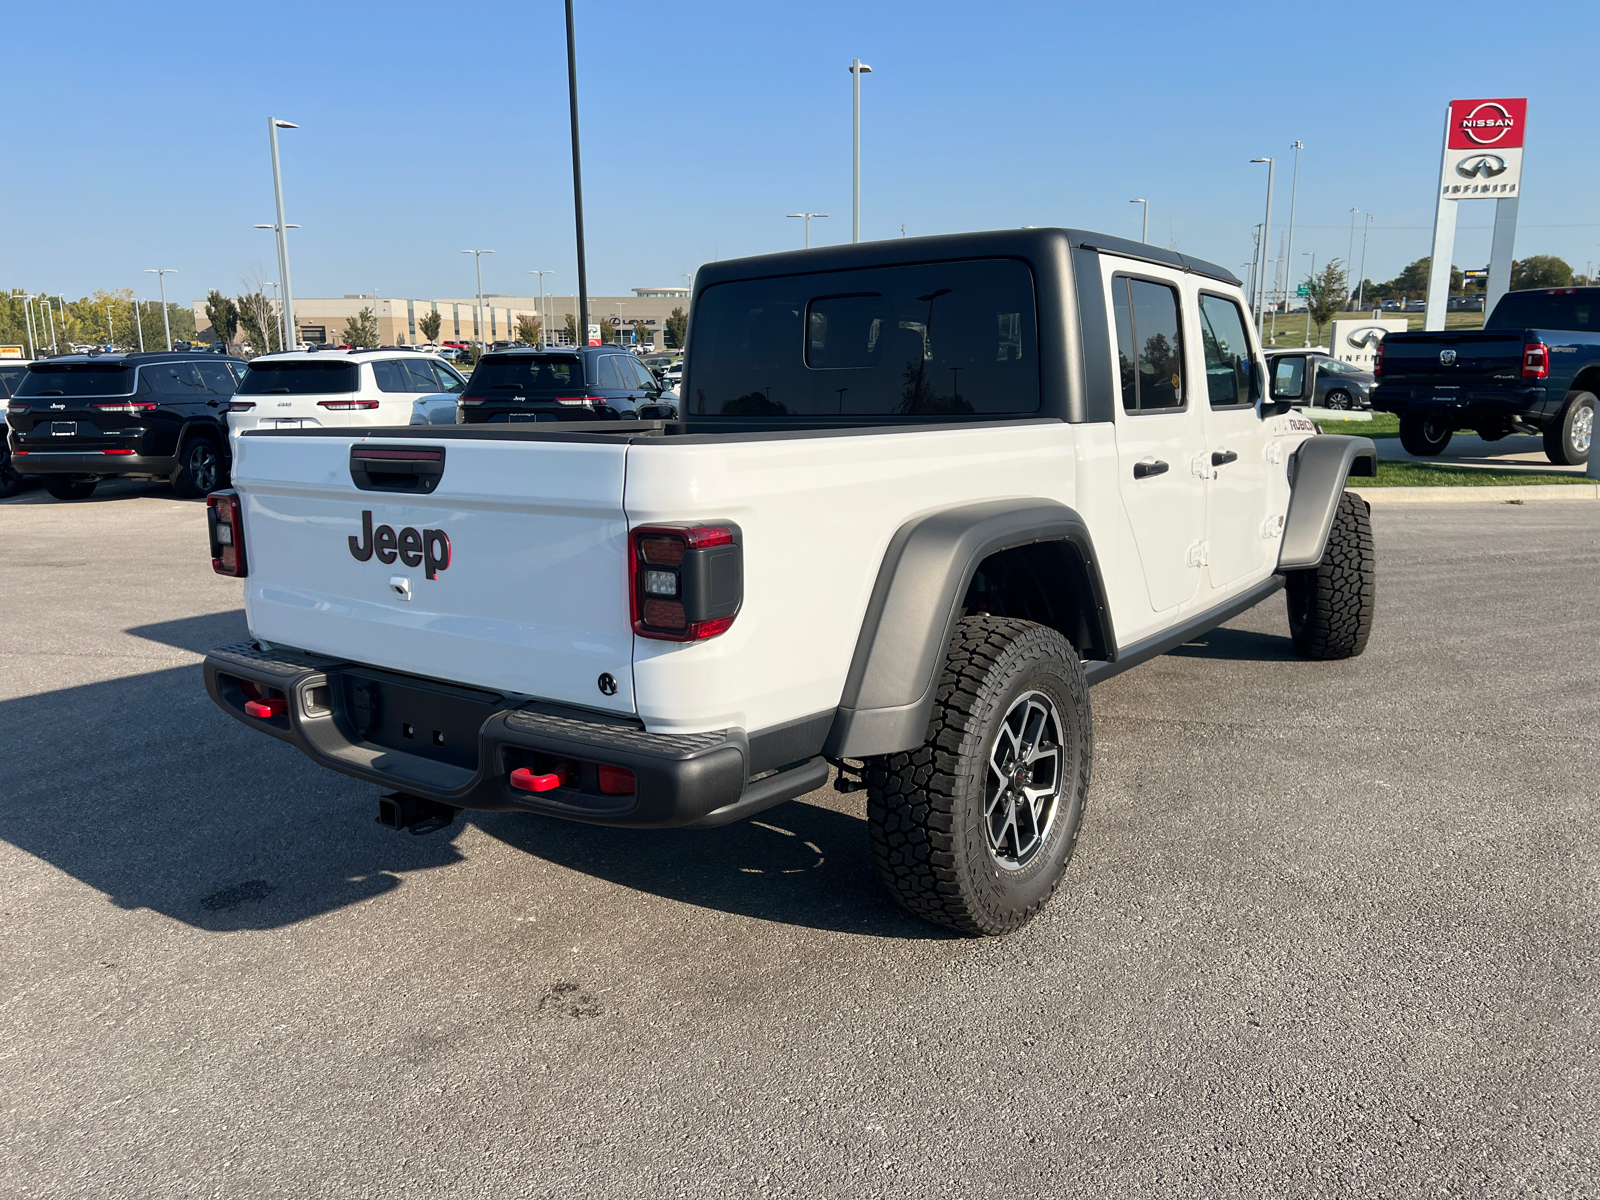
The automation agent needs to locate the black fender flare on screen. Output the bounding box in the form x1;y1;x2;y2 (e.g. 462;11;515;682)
823;499;1112;759
176;417;231;466
1278;434;1377;571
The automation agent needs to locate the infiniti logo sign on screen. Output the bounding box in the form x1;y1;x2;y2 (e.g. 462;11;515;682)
1456;154;1508;179
1345;326;1390;350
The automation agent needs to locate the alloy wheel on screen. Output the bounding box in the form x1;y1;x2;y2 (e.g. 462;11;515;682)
985;690;1065;871
1573;403;1594;455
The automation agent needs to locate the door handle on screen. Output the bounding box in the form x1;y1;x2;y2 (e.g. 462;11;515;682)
1211;449;1238;467
1133;459;1169;480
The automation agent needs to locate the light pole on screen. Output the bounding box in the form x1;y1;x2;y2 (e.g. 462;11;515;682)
144;270;176;351
134;298;145;352
1357;213;1374;311
786;212;829;248
565;0;590;346
849;59;873;243
267;118;299;348
528;270;553;345
263;281;281;351
1129;199;1148;244
44;296;58;354
106;300;114;347
1345;208;1359;307
1250;157;1276;338
461;250;494;353
1282;140;1303;340
21;294;36;359
255;223;299;349
1301;252;1316;348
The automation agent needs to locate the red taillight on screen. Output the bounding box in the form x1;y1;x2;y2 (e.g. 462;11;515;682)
510;765;574;793
103;449;135;455
1373;341;1385;379
244;697;286;719
89;401;158;414
206;490;248;577
1522;342;1549;379
227;401;256;412
629;524;742;642
6;403;28;414
597;765;636;795
317;399;380;410
554;395;608;406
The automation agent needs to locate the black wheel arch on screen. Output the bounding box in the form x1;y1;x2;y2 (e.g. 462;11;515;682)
1280;434;1378;571
823;499;1113;759
176;418;231;464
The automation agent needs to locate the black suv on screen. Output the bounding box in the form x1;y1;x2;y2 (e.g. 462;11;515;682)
459;346;678;423
5;352;245;500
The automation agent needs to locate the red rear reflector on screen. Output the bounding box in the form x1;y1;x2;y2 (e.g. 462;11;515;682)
244;698;286;719
597;765;636;796
643;598;686;628
103;449;135;455
510;767;570;793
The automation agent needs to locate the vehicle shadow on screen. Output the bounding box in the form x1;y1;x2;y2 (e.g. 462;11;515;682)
0;478;187;505
1168;626;1300;662
0;611;945;938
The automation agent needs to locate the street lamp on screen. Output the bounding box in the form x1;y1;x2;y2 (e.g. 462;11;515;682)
1358;213;1375;311
1250;158;1276;338
528;270;553;346
461;250;494;353
267;118;299;348
849;59;873;243
786;212;830;248
1301;251;1316;348
144;269;177;351
1281;140;1304;344
254;223;299;349
1129;199;1148;244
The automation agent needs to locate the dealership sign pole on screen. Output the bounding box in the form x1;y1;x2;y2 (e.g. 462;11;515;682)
1424;98;1527;331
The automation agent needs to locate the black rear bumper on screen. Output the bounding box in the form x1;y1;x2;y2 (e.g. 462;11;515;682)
1370;383;1557;424
202;642;827;829
12;450;179;478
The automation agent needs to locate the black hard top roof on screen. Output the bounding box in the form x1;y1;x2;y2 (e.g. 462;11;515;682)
694;226;1240;289
31;351;244;365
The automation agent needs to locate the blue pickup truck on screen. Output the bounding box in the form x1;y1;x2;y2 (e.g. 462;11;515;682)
1370;288;1600;465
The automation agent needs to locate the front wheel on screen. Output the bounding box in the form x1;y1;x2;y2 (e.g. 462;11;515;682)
866;615;1093;936
1399;411;1453;456
43;475;98;501
1285;491;1375;660
1543;391;1595;466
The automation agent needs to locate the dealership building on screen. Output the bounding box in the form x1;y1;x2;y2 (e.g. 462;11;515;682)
193;287;691;350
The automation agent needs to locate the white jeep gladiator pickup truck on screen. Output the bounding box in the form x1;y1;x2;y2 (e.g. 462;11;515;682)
202;228;1376;935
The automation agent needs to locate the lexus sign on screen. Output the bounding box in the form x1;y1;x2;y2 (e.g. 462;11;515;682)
1440;97;1526;198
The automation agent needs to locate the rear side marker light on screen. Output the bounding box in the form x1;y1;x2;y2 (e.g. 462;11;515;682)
510;766;574;793
317;400;381;410
629;523;742;642
206;490;248;577
1522;342;1550;379
244;697;286;719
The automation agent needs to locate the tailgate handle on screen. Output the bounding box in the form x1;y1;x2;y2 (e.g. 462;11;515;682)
350;445;446;494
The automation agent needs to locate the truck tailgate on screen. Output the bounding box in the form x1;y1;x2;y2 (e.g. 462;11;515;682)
233;430;637;714
1380;331;1525;387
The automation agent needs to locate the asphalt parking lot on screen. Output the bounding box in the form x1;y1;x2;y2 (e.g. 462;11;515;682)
3;482;1597;1199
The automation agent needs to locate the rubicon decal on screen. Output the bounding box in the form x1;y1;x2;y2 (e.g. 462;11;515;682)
349;510;451;579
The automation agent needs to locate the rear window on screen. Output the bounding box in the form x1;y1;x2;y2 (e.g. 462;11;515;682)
688;258;1039;417
1487;291;1600;332
237;360;360;395
463;354;585;400
0;364;28;397
15;363;135;398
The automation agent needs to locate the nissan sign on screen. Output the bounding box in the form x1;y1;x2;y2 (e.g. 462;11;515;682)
1440;97;1527;198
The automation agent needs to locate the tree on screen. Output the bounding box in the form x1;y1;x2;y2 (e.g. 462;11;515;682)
599;318;617;344
1303;259;1350;346
1366;257;1463;303
563;313;579;344
236;291;277;356
630;320;652;347
342;306;379;348
205;290;239;351
418;310;442;343
516;314;542;344
1511;255;1574;291
665;305;688;349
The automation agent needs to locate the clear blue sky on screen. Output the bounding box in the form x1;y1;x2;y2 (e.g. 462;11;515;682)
6;0;1599;306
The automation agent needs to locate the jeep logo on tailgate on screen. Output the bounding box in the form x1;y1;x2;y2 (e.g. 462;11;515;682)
349;511;451;579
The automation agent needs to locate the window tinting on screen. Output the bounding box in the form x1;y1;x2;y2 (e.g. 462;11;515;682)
0;364;31;397
1487;291;1598;331
594;356;627;390
689;258;1039;417
461;355;582;400
430;361;465;393
147;362;207;397
1111;276;1185;412
15;363;135;398
1197;294;1256;408
400;358;442;392
236;360;360;395
372;359;410;393
196;362;239;396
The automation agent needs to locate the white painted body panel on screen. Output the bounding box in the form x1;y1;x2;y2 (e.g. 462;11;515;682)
228;354;461;447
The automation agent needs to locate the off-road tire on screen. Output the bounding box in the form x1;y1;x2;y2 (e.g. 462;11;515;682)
172;436;227;499
1542;390;1595;466
43;475;97;501
1324;389;1353;411
865;615;1093;936
1286;490;1375;660
1399;411;1452;456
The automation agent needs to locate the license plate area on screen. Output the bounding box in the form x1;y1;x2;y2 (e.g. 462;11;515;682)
335;669;503;770
51;422;77;436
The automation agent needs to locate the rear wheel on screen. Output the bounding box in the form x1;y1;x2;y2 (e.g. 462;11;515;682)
172;436;227;498
43;475;98;501
1286;491;1375;660
1542;391;1595;466
1399;411;1452;456
1324;389;1353;411
866;615;1093;936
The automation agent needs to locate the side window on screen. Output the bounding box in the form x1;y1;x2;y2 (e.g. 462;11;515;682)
196;362;238;396
400;359;439;392
1197;293;1257;408
430;361;465;393
595;355;626;390
1112;276;1185;412
149;362;206;398
371;360;409;392
629;358;656;390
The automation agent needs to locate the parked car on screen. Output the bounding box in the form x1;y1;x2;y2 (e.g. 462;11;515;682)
5;351;245;500
1265;352;1373;410
227;351;466;440
0;357;37;496
1372;286;1600;463
458;346;678;423
201;226;1377;936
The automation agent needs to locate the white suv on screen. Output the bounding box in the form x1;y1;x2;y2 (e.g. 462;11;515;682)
227;351;466;437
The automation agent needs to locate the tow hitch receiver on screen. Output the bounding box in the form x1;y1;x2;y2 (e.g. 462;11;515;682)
377;792;460;836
